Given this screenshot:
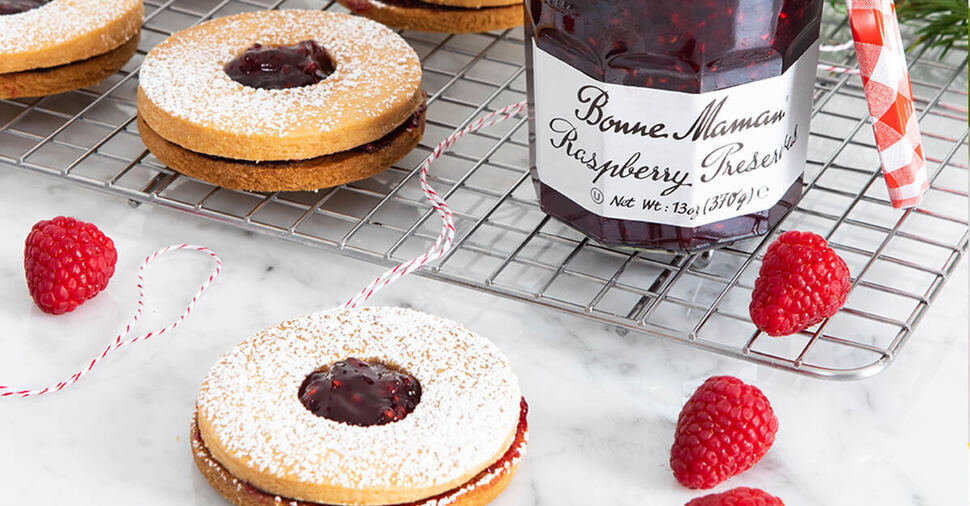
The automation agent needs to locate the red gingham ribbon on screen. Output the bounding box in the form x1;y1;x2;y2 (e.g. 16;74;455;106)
345;100;527;308
0;245;222;398
847;0;928;208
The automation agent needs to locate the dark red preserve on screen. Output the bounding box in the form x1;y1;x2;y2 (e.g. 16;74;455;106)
224;40;335;90
525;0;823;252
299;358;421;427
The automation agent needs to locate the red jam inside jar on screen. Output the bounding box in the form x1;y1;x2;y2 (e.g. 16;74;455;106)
525;0;822;252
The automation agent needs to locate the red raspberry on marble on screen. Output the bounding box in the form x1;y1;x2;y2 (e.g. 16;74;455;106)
685;487;784;506
670;376;778;490
24;216;117;315
749;230;851;337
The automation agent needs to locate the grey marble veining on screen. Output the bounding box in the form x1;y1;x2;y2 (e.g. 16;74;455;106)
0;168;966;505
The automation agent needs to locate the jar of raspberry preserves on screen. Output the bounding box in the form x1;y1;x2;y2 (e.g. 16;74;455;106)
525;0;823;252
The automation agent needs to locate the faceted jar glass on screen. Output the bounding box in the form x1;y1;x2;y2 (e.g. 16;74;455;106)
525;0;823;252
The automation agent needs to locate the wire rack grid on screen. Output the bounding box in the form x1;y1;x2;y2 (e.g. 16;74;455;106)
0;0;966;380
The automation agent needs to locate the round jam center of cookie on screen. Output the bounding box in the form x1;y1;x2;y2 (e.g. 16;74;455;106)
0;0;49;14
224;40;335;90
299;357;421;426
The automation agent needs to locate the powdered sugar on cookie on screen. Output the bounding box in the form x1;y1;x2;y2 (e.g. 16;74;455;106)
139;10;421;139
0;0;142;73
190;414;528;506
196;307;522;503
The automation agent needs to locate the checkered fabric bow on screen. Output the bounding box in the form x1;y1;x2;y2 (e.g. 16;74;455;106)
847;0;928;208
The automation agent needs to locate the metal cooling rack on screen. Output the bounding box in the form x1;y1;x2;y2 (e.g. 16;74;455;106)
0;0;966;380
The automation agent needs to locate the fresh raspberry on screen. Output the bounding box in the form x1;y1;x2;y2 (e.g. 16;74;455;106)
685;487;784;506
24;216;117;315
670;376;778;489
749;230;851;337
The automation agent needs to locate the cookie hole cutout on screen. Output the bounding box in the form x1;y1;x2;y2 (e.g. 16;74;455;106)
224;40;336;90
298;357;422;426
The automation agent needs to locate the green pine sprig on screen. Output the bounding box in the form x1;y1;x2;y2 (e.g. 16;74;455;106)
829;0;968;56
895;0;968;55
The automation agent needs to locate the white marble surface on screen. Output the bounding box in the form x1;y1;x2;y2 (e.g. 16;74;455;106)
0;167;966;505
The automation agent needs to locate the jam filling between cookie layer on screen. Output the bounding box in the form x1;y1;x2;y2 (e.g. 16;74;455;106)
167;96;426;164
359;98;427;154
299;357;422;426
0;0;49;15
192;397;528;506
224;40;335;90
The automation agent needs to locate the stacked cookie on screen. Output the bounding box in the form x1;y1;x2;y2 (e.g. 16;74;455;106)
193;307;528;506
0;0;142;99
137;10;426;192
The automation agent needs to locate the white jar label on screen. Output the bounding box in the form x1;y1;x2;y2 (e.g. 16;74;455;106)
532;42;818;227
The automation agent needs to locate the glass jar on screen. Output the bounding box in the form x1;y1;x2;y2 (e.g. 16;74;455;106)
525;0;823;252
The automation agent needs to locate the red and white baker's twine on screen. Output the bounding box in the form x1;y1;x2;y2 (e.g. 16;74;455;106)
344;100;528;308
817;62;861;75
0;245;222;398
819;39;861;75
